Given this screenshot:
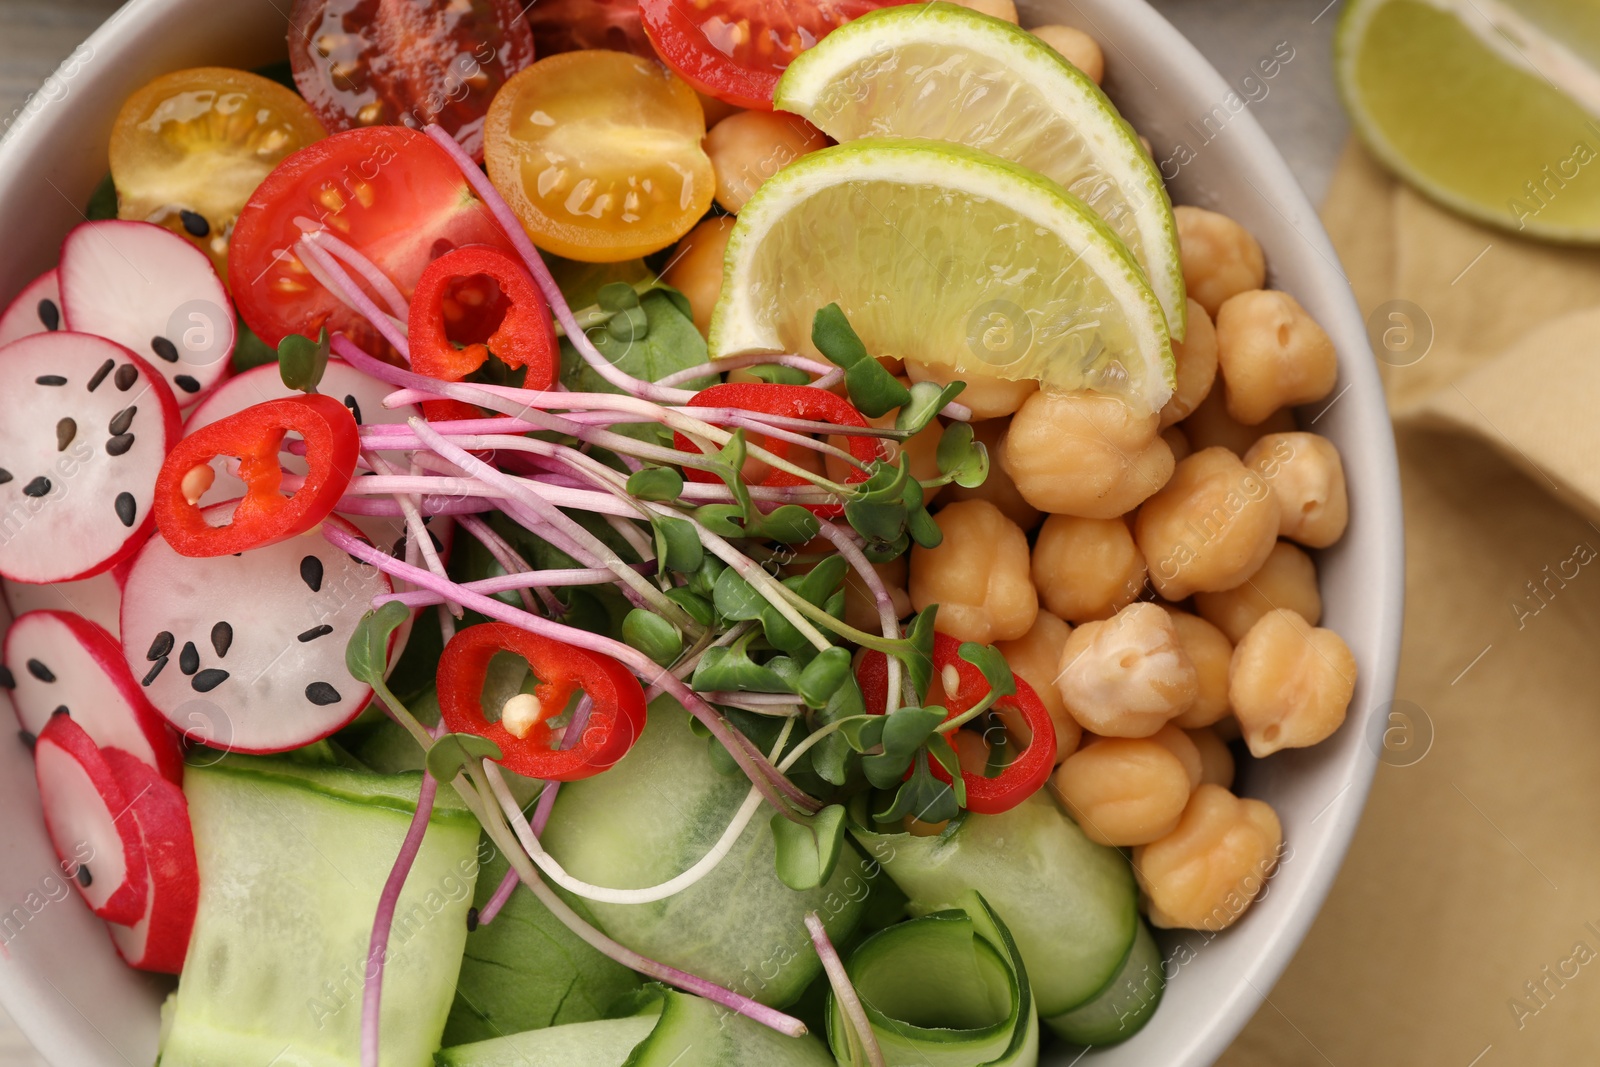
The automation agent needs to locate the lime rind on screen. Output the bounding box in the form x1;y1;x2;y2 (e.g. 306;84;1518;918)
709;137;1175;415
776;0;1186;340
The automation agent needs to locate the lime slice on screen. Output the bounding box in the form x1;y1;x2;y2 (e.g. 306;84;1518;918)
708;139;1174;415
1337;0;1600;242
776;1;1185;340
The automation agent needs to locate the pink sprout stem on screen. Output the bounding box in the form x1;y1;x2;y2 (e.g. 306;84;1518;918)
304;230;410;324
362;770;440;1067
456;513;559;617
806;912;886;1067
298;239;411;359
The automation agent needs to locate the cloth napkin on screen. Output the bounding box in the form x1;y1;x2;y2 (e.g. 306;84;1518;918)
1215;144;1600;1066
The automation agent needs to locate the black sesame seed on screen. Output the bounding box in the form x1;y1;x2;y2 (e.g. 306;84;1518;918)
142;657;168;686
22;477;51;498
17;729;34;750
179;642;199;676
192;669;229;693
55;418;76;452
305;682;341;706
109;406;136;435
343;394;363;424
179;210;210;237
114;364;137;391
150;336;179;364
147;631;174;661
25;659;53;683
76;864;92;889
51;706;68;717
106;434;135;457
37;299;60;332
175;375;201;394
115;492;136;528
211;622;233;658
0;469;10;486
0;666;12;688
35;375;66;386
300;555;324;592
466;907;480;932
297;624;334;643
87;358;114;392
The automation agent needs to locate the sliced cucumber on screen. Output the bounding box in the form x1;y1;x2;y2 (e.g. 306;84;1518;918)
160;754;481;1067
541;696;868;1007
435;1013;660;1067
1045;920;1164;1046
850;792;1137;1017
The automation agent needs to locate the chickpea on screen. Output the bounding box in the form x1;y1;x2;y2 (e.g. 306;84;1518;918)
1162;608;1233;729
995;609;1080;762
1229;608;1356;758
905;359;1037;420
1182;385;1296;455
843;556;911;634
941;417;1041;531
1193;540;1321;644
1134;784;1282;931
1173;206;1266;317
1055;602;1197;738
662;217;735;337
1135;447;1280;602
1243;432;1349;549
1159;299;1218;429
1150;722;1203;789
697;93;742;130
1186;727;1235;790
909;499;1037;643
1000;390;1174;519
1030;25;1104;83
1215;290;1338;426
1162;425;1191;462
704;111;829;214
1212;715;1242;743
1031;514;1146;623
1051;735;1191;846
948;0;1019;23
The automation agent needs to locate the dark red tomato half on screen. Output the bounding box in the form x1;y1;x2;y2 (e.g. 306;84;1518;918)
228;126;516;353
525;0;655;58
288;0;536;160
640;0;914;110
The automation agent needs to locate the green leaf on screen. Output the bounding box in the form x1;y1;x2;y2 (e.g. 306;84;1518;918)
898;608;939;702
861;532;911;564
902;475;942;550
770;804;847;891
897;380;967;434
743;364;811;385
811;303;870;369
278;327;330;394
623;610;683;666
937;421;991;489
712;567;766;623
875;759;959;824
626;466;684;502
596;281;641;313
85;172;118;221
664;588;714;627
843;358;913;419
605;304;650;343
650;514;704;574
797;647;852;710
426;732;504;783
785;555;849;609
959;642;1017;699
926;731;968;808
232;316;280;373
746;505;820;544
345;602;411;688
691;643;796;695
687;556;725;598
693;504;746;539
882;705;947;760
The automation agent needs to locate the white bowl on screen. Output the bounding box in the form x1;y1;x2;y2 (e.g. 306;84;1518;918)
0;1;1404;1063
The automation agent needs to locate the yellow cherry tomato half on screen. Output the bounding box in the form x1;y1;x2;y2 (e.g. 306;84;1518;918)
485;51;715;263
109;67;326;279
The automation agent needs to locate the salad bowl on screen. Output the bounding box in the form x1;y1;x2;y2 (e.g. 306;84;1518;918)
0;0;1404;1064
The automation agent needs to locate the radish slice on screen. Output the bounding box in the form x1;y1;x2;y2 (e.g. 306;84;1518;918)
4;567;124;638
0;331;182;584
102;748;197;975
120;511;394;754
0;269;61;347
3;610;183;781
58;221;235;404
34;713;148;925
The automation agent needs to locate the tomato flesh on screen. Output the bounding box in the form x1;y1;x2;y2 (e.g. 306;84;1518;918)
525;0;654;58
228;126;515;352
288;0;536;161
639;0;913;110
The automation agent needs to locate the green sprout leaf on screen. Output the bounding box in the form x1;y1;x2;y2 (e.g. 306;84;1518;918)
959;642;1017;699
712;567;766;623
812;304;871;369
785;555;848;609
626;466;684;501
897;380;967;434
812;304;910;418
696;429;753;519
902;475;942;550
746;505;821;545
278;327;330;394
606;304;650;343
743;364;812;385
897;608;939;703
596;281;642;313
882;705;947;759
426;732;504;784
797;647;852;710
345;601;410;688
650;514;704;574
771;804;847;891
937;421;990;489
875;758;959;825
664;587;714;627
926;731;968;808
623;610;683;666
692;640;797;696
693;504;747;539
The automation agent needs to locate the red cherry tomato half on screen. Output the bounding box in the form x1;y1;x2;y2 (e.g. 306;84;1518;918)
287;0;536;160
525;0;654;58
228;126;515;354
437;622;648;782
639;0;914;110
154;395;359;557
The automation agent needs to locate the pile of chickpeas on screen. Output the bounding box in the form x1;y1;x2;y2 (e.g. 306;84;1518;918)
664;0;1356;936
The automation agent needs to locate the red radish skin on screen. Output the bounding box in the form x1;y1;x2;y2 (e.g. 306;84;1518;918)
0;269;61;346
34;714;148;925
3;567;123;637
58;220;236;404
102;749;197;974
0;332;182;585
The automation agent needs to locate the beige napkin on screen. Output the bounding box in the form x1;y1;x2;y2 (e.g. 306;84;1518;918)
1215;144;1600;1067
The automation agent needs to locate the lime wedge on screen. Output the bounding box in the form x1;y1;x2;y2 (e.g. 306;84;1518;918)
708;139;1175;415
776;1;1185;339
1337;0;1600;242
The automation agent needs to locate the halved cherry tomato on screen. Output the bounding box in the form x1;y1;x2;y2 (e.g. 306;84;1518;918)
857;632;1058;815
437;622;648;781
109;67;326;280
484;51;714;263
526;0;654;58
154;395;358;557
673;383;883;517
639;0;915;110
228;126;516;353
287;0;535;161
